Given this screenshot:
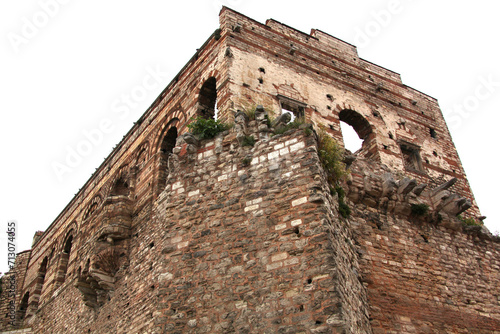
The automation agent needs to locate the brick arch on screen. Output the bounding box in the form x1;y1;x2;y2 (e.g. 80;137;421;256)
200;70;222;88
164;103;187;132
335;106;380;160
151;118;180;155
134;142;150;169
53;227;76;291
82;195;103;222
338;109;373;140
152;117;180;197
194;71;222;113
58;221;78;251
27;255;49;314
196;77;217;119
17;291;30;324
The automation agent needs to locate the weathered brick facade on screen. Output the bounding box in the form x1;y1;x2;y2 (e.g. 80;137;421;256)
1;7;499;334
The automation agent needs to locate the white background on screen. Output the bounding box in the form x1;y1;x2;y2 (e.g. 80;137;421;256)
1;0;499;275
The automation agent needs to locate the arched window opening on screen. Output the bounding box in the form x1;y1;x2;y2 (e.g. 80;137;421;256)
110;178;129;197
338;109;373;157
31;256;48;310
83;202;99;222
161;127;178;157
64;235;73;254
38;257;48;290
18;292;29;321
197;77;217;119
340;120;363;153
158;127;178;194
57;234;73;284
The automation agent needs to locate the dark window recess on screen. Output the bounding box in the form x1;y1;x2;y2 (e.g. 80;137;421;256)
57;234;74;285
430;128;437;138
197;77;217;119
18;292;30;320
110;178;129;197
399;141;424;172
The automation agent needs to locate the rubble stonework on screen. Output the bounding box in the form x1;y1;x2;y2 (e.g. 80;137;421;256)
1;7;499;334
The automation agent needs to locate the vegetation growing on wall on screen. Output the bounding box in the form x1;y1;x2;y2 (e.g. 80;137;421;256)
317;126;350;217
272;117;305;135
458;214;483;226
317;126;348;185
187;116;229;139
241;135;256;147
411;203;429;216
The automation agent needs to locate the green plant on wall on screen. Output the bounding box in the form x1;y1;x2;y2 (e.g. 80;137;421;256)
317;126;350;217
411;203;429;216
457;215;483;226
187;116;229;140
272;117;306;136
332;185;351;218
239;103;275;121
241;135;256;147
317;126;348;185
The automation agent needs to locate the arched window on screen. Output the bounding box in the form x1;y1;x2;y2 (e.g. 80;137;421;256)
339;121;363;153
338;109;376;159
37;256;48;295
197;77;217;119
39;256;48;286
30;256;48;311
56;234;74;285
18;292;29;321
157;126;178;194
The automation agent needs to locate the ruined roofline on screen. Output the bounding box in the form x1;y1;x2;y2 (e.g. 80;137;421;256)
31;29;222;250
222;7;437;102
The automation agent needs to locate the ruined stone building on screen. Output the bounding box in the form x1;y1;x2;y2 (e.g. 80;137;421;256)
1;7;499;334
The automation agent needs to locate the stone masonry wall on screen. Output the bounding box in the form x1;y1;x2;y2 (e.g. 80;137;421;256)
152;112;371;333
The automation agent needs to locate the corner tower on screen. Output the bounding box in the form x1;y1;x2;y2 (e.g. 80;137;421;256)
1;7;498;334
